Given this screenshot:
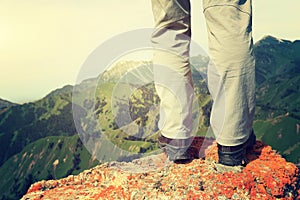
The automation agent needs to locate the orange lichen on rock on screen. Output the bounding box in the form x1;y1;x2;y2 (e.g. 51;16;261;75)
22;139;300;200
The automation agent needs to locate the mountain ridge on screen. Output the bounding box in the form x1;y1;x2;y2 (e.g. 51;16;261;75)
0;98;17;114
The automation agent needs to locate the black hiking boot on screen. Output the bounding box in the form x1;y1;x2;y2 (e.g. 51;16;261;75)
158;134;196;163
217;131;256;166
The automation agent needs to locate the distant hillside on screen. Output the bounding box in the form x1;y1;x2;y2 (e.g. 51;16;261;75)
255;36;300;115
0;98;17;114
0;85;76;167
0;135;99;200
253;36;300;164
0;85;101;199
255;36;300;85
0;35;299;199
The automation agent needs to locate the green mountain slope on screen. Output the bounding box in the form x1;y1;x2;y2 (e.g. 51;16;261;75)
254;36;300;84
0;135;99;200
254;36;300;164
0;85;76;167
253;115;300;163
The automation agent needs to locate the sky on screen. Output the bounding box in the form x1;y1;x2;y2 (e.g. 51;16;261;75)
0;0;299;103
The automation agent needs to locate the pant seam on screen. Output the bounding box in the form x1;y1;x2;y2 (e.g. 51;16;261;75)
203;4;251;17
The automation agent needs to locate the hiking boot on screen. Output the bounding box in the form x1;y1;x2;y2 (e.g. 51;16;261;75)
158;134;195;162
217;131;256;166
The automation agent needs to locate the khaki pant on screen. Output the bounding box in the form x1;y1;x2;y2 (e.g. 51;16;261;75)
151;0;255;146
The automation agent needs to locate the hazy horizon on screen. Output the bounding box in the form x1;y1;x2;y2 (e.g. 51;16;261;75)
1;0;299;103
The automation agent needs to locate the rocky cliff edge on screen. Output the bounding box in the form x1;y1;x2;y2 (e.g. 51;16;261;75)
22;138;300;200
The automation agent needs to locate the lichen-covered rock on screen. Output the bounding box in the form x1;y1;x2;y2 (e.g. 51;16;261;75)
22;138;300;200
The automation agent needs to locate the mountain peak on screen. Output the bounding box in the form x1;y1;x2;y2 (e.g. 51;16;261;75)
0;98;17;113
0;98;16;105
256;35;292;47
44;85;73;99
22;139;300;199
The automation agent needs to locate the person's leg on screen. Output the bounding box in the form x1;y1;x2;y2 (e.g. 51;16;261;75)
151;0;194;161
151;0;193;140
203;0;256;164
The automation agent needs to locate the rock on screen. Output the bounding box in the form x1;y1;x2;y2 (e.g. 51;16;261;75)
22;139;300;199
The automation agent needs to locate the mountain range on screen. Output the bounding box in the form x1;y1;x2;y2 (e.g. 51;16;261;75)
0;35;299;200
